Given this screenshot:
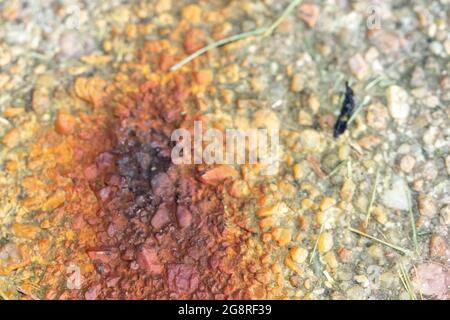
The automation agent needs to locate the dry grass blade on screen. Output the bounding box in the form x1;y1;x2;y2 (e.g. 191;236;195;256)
364;168;380;227
412;264;424;300
309;223;325;264
17;286;40;300
263;0;303;36
170;0;303;71
348;95;371;125
397;263;417;300
404;184;420;255
0;289;9;300
170;28;266;72
347;159;353;179
323;270;336;286
348;227;410;255
325;160;348;179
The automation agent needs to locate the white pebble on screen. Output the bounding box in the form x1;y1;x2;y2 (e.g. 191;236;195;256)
381;176;410;210
386;85;410;120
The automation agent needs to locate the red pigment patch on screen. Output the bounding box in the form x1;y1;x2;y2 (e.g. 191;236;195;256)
29;72;268;299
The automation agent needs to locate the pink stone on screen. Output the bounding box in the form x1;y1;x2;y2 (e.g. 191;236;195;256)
151;205;171;229
85;284;101;300
83;164;97;180
176;205;192;228
87;249;119;264
137;247;164;275
412;263;448;298
167;264;199;294
98;186;112;202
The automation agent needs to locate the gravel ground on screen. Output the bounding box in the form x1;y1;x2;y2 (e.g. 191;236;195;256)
0;0;448;300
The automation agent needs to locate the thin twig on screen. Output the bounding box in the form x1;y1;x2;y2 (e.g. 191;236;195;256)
348;227;410;255
170;0;303;71
364;168;380;227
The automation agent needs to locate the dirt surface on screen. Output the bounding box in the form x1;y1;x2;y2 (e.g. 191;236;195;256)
0;0;449;300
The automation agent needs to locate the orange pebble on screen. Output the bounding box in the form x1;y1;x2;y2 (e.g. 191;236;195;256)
5;160;18;172
2;128;21;148
54;112;76;135
3;107;24;118
193;69;213;86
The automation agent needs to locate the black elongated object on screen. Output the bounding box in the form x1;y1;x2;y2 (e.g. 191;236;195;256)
333;82;355;138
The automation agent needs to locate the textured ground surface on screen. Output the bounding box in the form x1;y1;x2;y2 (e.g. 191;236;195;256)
0;0;449;300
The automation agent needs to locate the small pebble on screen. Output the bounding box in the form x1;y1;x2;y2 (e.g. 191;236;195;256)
380;272;396;288
429;234;446;258
324;251;338;269
440;205;450;225
0;73;10;90
290;246;308;264
349;53;369;80
319;197;335;212
272;228;292;247
412;263;448;297
430;41;444;56
418;194;437;217
292;163;303;180
357;134;381;150
346;285;366;300
298;3;320;28
291;74;304;92
257;202;289;218
193;69;213;86
337;247;352;263
366;103;389;129
251;109;280;131
307;94;320;113
386;85;410;120
410;67;426;87
340;179;355;202
367;245;383;259
381;176;409;210
155;0;172;13
2;128;21;148
181;4;202;24
399;154;416;173
318;232;333;253
55;112;76;135
423;127;438;145
298;110;312;126
373;206;388;225
354;275;369;287
299;129;325;152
